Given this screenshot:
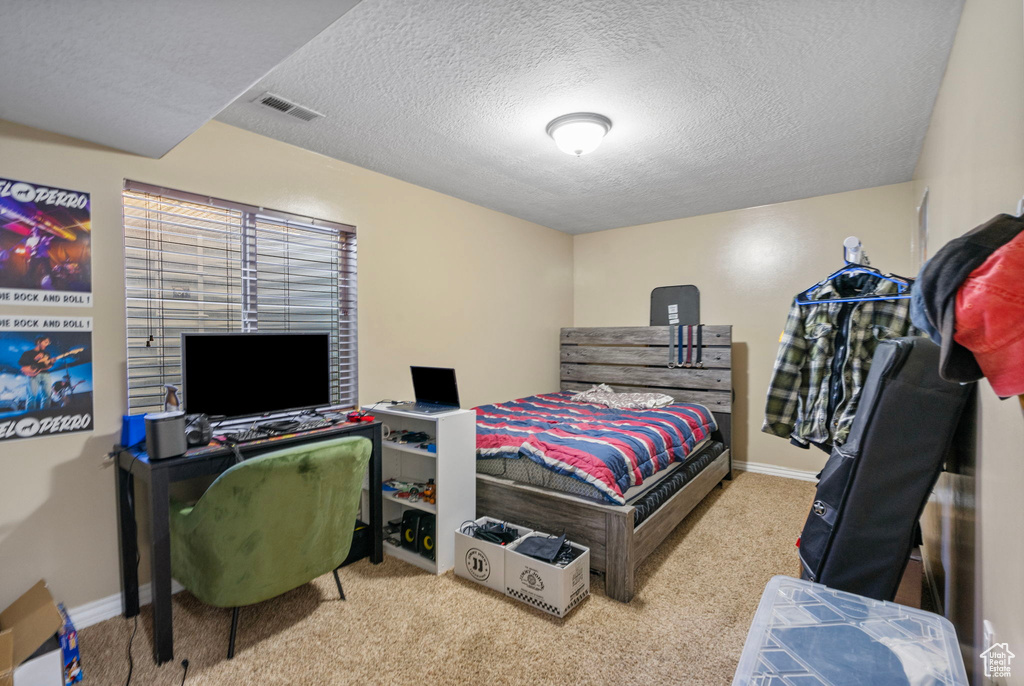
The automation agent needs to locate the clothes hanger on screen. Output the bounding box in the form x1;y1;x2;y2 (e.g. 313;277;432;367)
795;239;911;305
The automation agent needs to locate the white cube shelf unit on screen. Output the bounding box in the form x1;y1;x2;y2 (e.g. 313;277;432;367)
361;406;476;574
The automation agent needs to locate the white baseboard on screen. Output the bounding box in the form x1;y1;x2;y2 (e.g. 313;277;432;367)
67;580;185;630
734;460;819;483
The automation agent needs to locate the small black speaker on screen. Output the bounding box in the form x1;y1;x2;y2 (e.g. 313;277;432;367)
417;513;436;560
401;510;422;551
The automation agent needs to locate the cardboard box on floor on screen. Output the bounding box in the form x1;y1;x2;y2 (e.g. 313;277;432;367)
504;533;590;618
454;516;534;593
0;581;66;686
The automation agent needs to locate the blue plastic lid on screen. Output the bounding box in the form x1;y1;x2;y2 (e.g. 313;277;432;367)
733;576;968;685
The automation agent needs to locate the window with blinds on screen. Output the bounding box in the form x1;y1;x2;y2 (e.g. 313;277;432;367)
122;180;357;414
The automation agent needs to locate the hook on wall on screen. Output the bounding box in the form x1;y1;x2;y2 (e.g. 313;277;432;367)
843;236;870;266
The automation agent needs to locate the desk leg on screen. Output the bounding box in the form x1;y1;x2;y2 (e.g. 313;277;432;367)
115;462;139;618
148;473;174;664
370;424;383;563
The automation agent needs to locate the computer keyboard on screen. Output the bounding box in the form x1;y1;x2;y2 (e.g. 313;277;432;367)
222;426;268;443
295;417;333;432
391;402;459;414
216;415;338;444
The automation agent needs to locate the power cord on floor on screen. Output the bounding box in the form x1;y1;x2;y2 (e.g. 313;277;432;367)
123;610;137;686
180;659;189;685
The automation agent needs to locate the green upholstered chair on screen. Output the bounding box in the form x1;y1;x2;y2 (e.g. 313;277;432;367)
169;435;371;658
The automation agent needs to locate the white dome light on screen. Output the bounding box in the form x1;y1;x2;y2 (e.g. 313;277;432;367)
546;113;612;156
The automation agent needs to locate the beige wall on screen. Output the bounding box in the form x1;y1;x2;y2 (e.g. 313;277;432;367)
912;0;1024;677
573;183;917;473
0;119;573;610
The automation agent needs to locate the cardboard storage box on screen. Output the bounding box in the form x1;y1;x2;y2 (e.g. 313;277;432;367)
454;517;532;593
504;532;590;618
0;581;70;686
0;631;10;686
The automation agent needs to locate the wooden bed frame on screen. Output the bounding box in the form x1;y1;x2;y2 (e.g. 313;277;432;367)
476;326;733;603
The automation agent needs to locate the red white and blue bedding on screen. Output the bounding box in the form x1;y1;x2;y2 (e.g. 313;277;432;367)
475;392;717;505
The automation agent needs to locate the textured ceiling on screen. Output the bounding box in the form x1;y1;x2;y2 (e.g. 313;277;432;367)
218;0;963;234
0;0;362;158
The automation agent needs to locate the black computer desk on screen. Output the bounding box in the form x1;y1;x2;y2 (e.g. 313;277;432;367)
113;420;383;665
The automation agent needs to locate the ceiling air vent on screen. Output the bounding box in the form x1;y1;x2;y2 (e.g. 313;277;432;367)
253;92;324;122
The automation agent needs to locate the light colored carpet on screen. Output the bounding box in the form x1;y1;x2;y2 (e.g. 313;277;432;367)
79;471;814;685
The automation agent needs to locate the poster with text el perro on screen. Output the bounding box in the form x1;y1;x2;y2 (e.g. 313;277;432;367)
0;177;92;307
0;315;93;443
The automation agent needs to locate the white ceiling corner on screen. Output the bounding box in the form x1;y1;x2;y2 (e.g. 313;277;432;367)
0;0;363;158
216;0;963;234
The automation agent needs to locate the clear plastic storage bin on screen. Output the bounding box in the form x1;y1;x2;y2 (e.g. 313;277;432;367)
733;575;968;686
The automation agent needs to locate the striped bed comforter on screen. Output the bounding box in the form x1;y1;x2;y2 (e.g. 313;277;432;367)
475;392;717;504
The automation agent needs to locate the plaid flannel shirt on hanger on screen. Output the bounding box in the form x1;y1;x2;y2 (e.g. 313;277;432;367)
763;279;919;448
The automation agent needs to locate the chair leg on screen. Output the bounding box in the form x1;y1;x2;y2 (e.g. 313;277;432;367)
333;568;346;600
227;607;240;659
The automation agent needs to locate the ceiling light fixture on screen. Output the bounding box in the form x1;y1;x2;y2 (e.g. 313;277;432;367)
546;113;612;156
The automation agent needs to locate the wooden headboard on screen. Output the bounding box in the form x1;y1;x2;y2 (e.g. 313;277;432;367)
559;326;734;449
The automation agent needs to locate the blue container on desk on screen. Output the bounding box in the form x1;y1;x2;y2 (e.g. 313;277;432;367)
121;414;147;449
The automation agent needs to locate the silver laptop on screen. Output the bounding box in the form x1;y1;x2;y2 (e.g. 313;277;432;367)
391;366;460;414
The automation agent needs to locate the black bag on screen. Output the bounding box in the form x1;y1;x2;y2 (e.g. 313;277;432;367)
798;337;973;600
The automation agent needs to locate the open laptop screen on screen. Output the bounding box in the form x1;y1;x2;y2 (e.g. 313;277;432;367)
410;366;460;407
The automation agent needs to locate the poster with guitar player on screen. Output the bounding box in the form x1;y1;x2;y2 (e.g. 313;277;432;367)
0;177;92;307
0;315;93;443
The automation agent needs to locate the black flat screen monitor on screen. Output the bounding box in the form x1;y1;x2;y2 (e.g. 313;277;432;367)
181;332;331;418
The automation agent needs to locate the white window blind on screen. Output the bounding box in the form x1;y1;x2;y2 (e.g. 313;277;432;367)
122;180;357;414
